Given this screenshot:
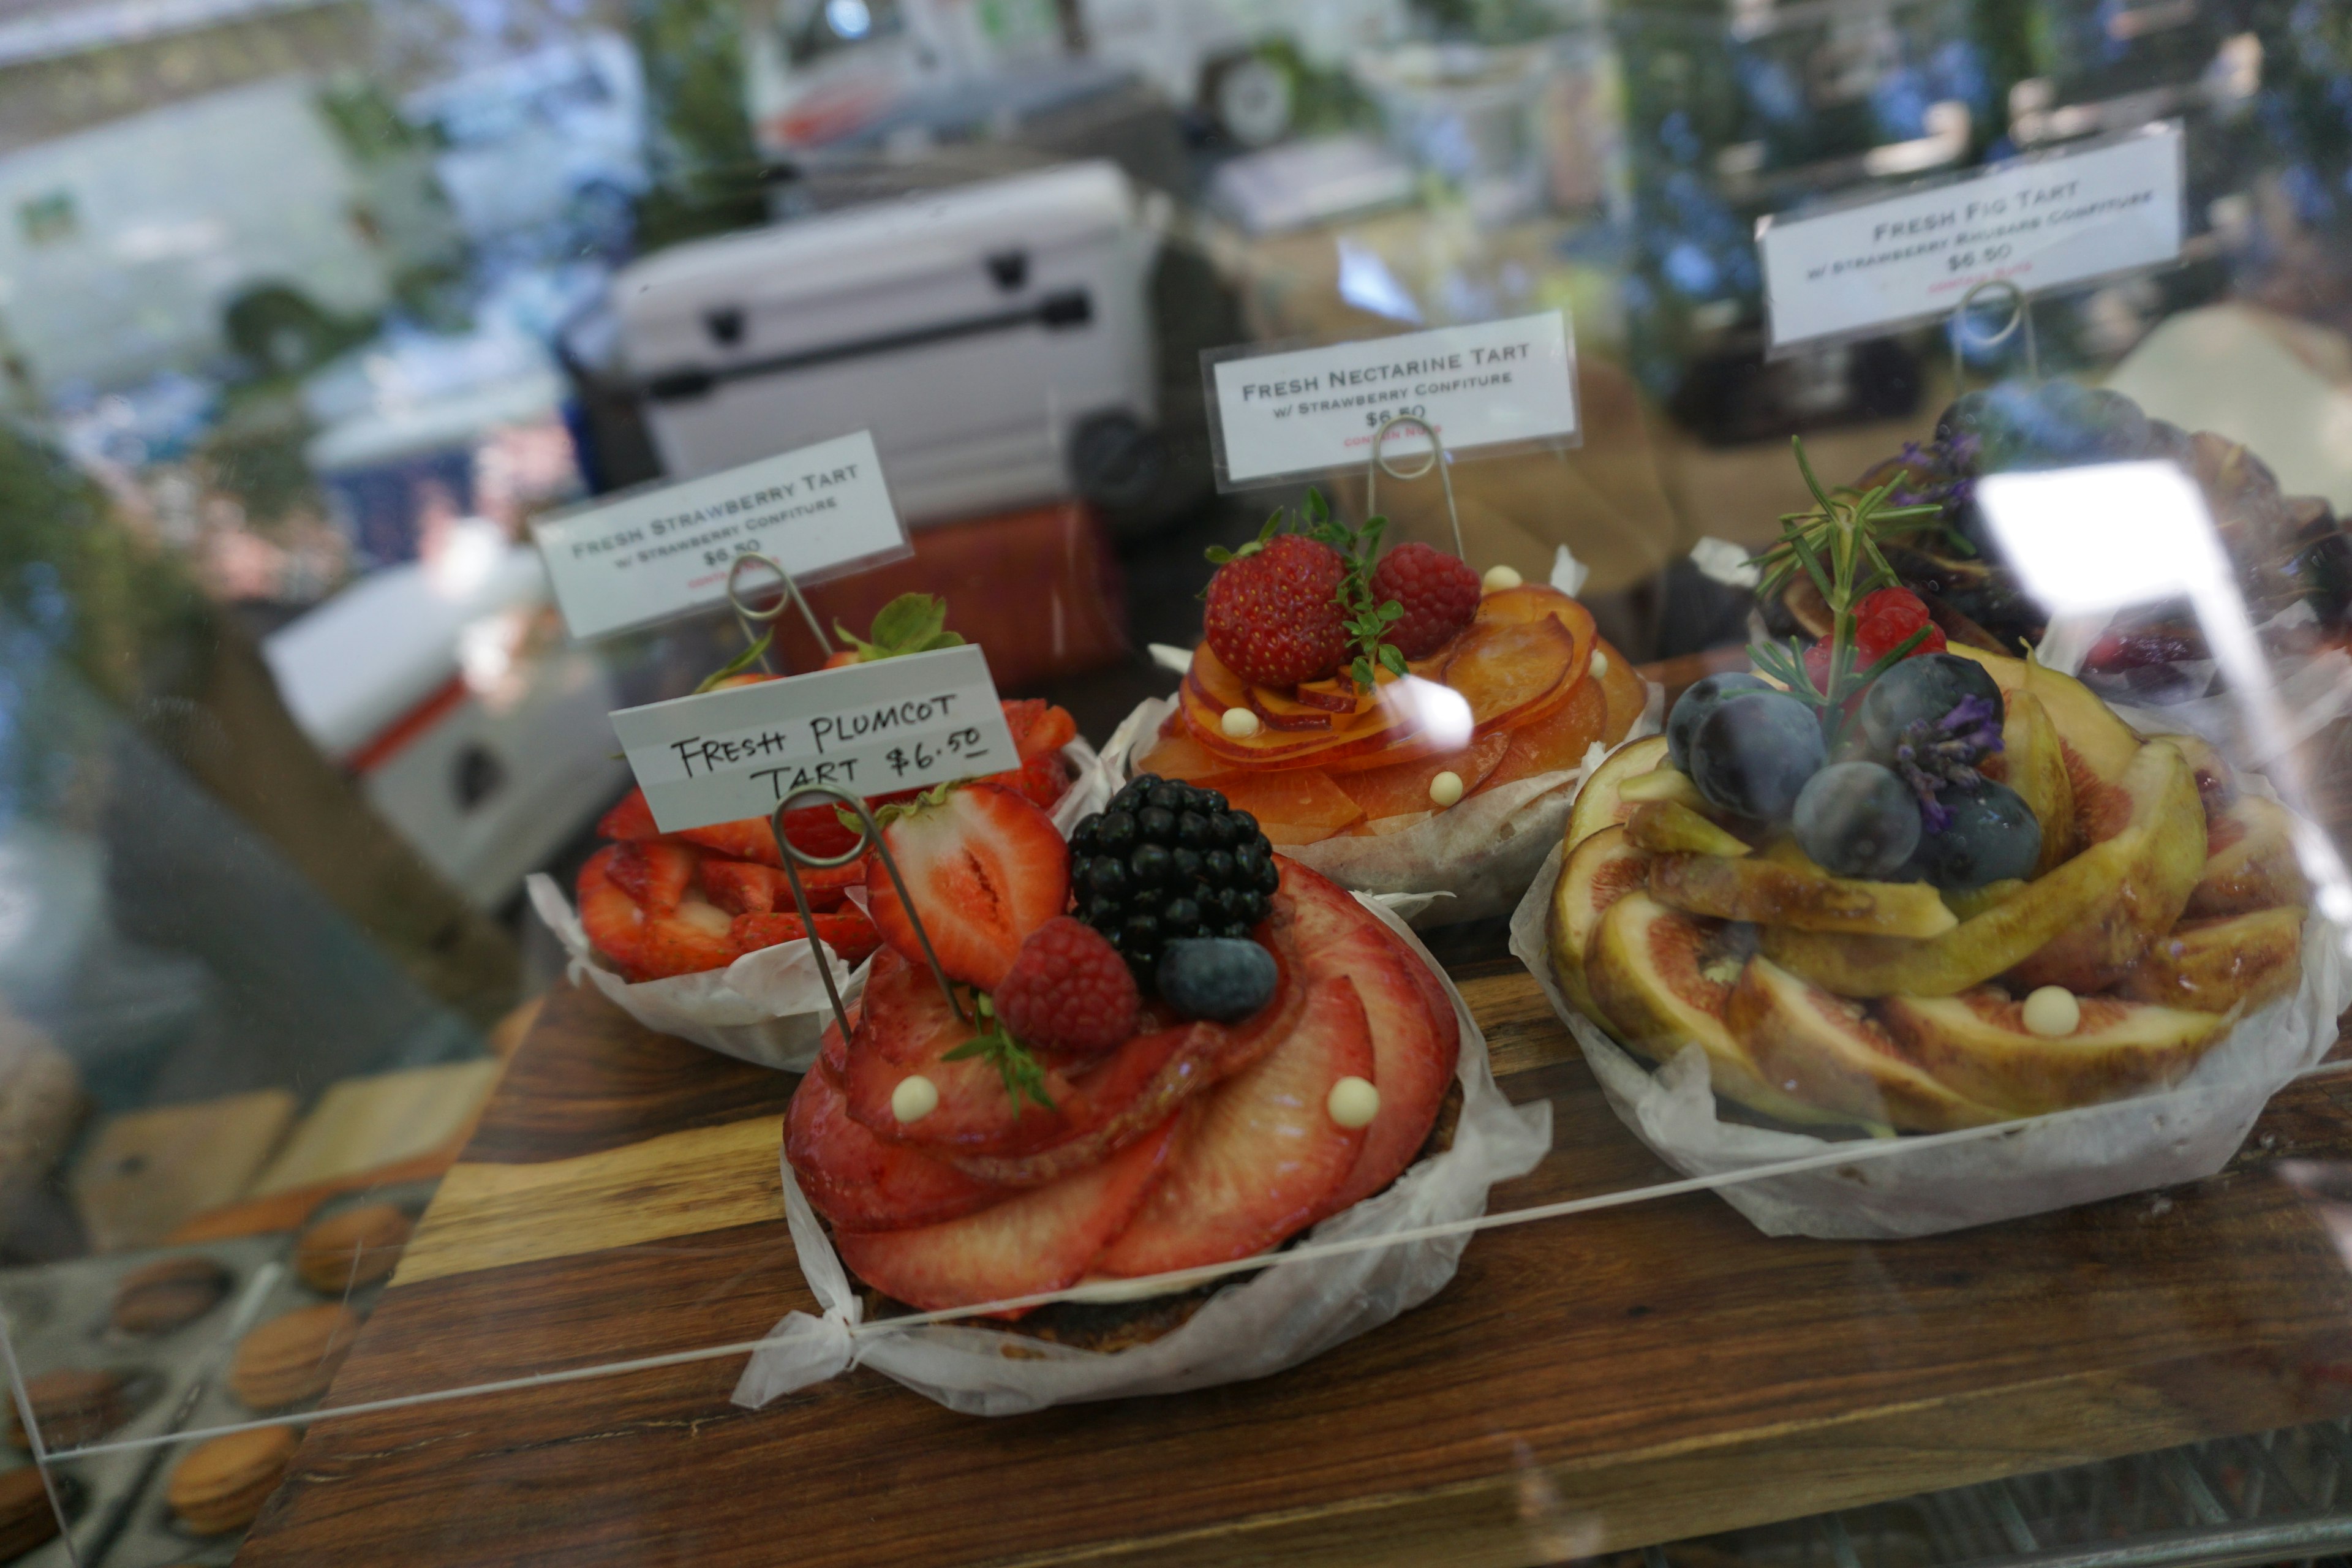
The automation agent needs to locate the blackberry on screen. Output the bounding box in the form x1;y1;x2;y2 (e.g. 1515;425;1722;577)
1071;775;1278;989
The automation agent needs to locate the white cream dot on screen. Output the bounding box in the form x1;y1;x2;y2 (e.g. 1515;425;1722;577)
1481;564;1523;592
1590;649;1610;678
2021;986;2081;1038
1427;769;1465;808
892;1074;940;1123
1221;706;1262;739
1327;1076;1380;1128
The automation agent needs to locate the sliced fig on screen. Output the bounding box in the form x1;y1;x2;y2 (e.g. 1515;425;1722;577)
2114;907;2304;1014
1948;646;2141;786
1547;825;1653;1019
1564;734;1670;853
1583;893;1853;1127
1649;848;1956;938
2185;794;2310;919
1624;801;1753;858
2001;690;2077;875
1877;988;2229;1117
1727;957;2008;1132
1766;739;2202;997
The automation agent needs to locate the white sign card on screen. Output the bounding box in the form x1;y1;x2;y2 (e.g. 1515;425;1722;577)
610;646;1019;834
533;431;909;641
1205;309;1579;489
1758;123;2184;353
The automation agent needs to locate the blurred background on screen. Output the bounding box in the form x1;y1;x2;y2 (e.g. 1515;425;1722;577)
3;0;2352;1522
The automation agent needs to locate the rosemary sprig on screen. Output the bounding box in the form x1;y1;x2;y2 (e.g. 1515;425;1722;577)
942;993;1055;1113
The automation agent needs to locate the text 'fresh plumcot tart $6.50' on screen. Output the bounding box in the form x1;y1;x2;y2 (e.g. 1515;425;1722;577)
1549;444;2320;1138
780;773;1471;1346
1118;494;1651;921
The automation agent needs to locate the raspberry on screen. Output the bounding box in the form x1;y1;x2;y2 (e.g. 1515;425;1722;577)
1370;543;1481;659
992;917;1140;1060
1853;587;1946;664
1202;534;1351;687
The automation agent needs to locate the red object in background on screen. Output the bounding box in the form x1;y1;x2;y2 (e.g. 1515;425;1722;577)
768;502;1129;690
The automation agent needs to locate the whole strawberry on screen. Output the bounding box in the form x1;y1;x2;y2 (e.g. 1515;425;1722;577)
1203;533;1351;687
992;917;1139;1061
1370;542;1480;659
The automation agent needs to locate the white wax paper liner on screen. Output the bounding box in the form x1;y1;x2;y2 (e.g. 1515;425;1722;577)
527;741;1109;1073
1098;685;1664;927
731;892;1553;1416
1503;736;2351;1240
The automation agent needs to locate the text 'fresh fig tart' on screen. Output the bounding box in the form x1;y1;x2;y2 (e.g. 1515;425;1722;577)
1119;494;1651;921
1550;445;2316;1134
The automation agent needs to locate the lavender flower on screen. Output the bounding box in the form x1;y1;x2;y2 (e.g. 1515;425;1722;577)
1894;694;2004;832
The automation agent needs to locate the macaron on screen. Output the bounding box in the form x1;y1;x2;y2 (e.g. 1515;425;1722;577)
0;1465;58;1556
167;1425;298;1535
228;1305;362;1411
111;1256;231;1336
6;1368;135;1451
293;1205;413;1294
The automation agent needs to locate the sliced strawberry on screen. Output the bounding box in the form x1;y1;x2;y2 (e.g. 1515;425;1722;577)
1016;702;1078;760
1204;897;1310;1079
990;749;1071;812
700;859;859;916
864;782;1068;990
833;1114;1180;1313
577;845;649;973
1281;859;1460;1215
608;839;696;913
842;949;1224;1165
787;1062;1006;1233
733;908;882;967
1094;976;1374;1278
596;788;660;841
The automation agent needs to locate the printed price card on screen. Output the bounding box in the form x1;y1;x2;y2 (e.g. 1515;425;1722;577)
609;645;1017;834
1758;123;2184;353
1204;310;1578;489
533;431;909;640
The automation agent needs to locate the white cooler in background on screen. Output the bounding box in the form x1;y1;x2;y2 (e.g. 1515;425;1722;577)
613;160;1163;522
263;526;628;908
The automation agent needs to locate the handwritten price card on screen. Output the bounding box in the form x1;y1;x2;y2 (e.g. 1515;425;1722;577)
533;430;909;640
608;645;1017;834
1205;309;1578;489
1757;123;2184;352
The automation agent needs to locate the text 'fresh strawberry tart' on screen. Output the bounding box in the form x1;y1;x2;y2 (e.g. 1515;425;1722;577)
785;772;1464;1317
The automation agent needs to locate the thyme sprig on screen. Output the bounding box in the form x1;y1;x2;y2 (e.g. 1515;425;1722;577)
941;992;1056;1113
1204;488;1413;691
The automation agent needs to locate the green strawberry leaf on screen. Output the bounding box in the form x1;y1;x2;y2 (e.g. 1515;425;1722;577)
834;593;967;663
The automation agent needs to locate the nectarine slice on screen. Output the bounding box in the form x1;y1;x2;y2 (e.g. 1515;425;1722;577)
1214;769;1366;846
1442;615;1584;734
1334;731;1511;820
1479;677;1608;793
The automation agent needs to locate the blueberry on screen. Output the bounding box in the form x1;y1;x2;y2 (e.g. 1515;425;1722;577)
1137;805;1176;842
1792;762;1920;879
1096;810;1137;856
1909;783;2041;889
1855;653;2003;758
1085;856;1129;899
1163;897;1202;936
1130;842;1174;887
1158;938;1280;1022
1203;848;1237;888
1175;811;1210;850
1667;673;1775;772
1687;691;1825;820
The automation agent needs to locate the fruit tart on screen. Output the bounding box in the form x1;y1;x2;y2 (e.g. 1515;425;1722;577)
778;770;1526;1362
526;595;1093;1068
1547;451;2327;1144
1115;494;1653;922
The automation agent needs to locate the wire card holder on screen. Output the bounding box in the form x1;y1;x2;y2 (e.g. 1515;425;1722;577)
720;552;836;679
1364;413;1466;559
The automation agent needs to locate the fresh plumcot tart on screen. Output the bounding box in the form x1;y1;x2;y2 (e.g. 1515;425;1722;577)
785;773;1464;1343
1551;445;2312;1134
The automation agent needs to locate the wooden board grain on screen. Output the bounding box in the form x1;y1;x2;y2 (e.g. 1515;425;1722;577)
229;963;2352;1568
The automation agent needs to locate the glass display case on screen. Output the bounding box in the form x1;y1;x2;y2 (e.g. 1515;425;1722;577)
5;0;2352;1560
